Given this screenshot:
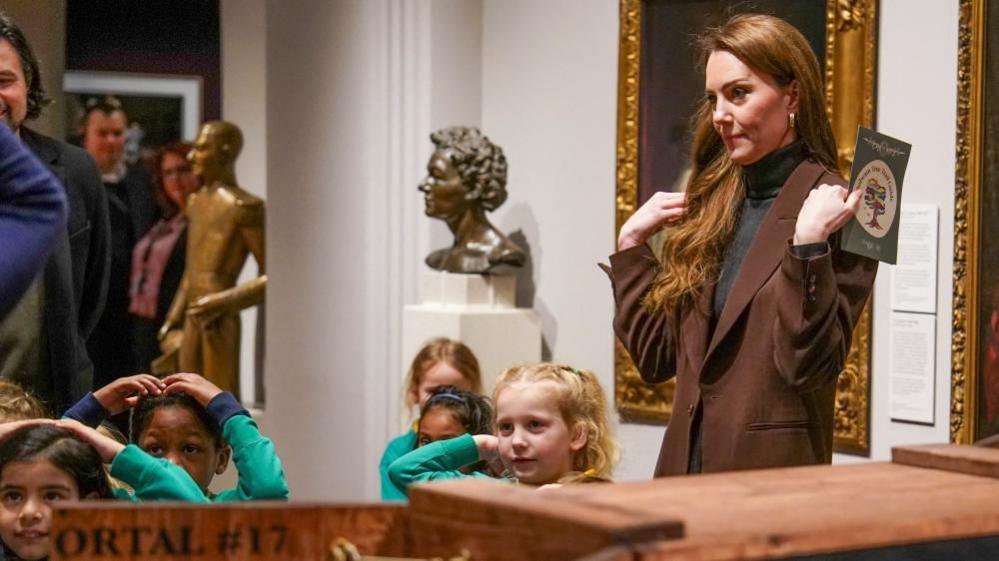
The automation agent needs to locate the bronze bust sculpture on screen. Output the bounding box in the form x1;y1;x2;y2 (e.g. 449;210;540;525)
420;127;525;274
157;121;265;395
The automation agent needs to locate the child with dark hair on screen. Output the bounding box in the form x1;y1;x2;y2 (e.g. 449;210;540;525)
64;373;288;501
388;385;494;496
0;419;207;560
380;338;482;501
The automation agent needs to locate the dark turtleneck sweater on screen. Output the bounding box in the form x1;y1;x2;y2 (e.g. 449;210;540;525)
712;139;809;317
689;139;827;474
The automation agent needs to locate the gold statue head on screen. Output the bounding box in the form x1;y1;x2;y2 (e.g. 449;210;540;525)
189;120;243;184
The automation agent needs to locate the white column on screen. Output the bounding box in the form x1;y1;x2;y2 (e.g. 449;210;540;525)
266;0;484;501
221;0;269;406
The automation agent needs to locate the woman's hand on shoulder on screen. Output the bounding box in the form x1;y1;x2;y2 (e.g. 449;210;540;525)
617;192;687;251
793;183;862;245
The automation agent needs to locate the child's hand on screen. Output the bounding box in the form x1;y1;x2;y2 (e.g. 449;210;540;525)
56;419;125;463
162;372;223;406
0;419;56;442
94;374;165;414
472;434;499;460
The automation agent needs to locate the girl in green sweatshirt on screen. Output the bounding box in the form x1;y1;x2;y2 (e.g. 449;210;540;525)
387;385;495;496
65;373;288;502
0;419;207;561
380;338;483;501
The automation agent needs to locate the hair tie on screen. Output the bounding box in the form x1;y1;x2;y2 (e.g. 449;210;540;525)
583;468;597;477
560;365;583;376
430;392;466;404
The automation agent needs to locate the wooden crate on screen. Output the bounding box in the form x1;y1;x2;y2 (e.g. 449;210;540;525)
48;444;999;561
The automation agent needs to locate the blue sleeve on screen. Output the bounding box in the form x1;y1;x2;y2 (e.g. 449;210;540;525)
0;125;67;317
205;391;249;427
62;392;108;428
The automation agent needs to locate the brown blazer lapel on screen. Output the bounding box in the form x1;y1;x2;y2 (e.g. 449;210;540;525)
683;279;714;372
702;161;827;365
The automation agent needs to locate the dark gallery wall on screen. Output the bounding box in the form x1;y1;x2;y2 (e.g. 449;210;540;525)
65;0;221;122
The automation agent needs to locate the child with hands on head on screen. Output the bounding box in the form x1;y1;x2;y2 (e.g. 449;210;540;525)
389;363;618;495
0;418;207;561
64;372;288;501
380;338;483;501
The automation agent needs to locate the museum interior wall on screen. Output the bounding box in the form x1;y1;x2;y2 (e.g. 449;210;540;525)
249;0;962;500
12;0;964;501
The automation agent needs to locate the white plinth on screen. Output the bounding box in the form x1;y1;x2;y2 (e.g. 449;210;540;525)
403;271;542;394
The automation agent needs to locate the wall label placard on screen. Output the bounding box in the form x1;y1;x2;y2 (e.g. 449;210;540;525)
890;204;939;314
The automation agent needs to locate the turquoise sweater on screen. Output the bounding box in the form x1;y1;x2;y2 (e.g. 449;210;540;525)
66;391;288;502
379;428;417;501
387;433;492;496
110;444;209;502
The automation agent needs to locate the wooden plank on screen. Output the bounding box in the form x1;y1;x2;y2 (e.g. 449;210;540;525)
49;503;409;561
409;460;999;561
892;443;999;478
407;478;683;561
577;462;999;561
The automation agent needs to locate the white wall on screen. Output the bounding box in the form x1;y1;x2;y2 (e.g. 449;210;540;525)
221;0;269;406
479;0;662;481
266;0;386;501
861;0;958;460
265;0;470;500
261;0;964;499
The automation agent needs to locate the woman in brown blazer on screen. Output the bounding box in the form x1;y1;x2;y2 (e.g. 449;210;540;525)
609;14;878;477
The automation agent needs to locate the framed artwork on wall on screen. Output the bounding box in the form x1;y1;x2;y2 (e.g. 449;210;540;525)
62;71;202;160
952;0;998;444
614;0;878;455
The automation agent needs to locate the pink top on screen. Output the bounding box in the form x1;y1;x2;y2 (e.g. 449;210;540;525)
129;214;186;319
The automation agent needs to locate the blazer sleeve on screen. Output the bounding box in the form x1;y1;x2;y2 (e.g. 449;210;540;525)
0;125;67;317
772;195;879;393
607;243;678;384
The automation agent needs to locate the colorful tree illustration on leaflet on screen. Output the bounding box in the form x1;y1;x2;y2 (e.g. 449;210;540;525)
863;177;887;230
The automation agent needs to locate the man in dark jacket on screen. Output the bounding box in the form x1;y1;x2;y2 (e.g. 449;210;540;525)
0;12;110;414
80;96;156;389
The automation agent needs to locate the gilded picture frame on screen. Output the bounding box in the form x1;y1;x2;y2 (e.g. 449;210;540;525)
614;0;878;455
951;0;994;444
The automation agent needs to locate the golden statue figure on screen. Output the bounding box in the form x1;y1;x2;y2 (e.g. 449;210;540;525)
156;121;265;395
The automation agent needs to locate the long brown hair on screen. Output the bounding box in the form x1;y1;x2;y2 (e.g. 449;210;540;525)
645;13;838;315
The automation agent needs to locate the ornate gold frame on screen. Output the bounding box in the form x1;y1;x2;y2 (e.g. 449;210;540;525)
613;0;878;455
951;0;987;444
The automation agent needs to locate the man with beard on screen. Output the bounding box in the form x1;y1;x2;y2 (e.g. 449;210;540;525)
0;12;110;414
